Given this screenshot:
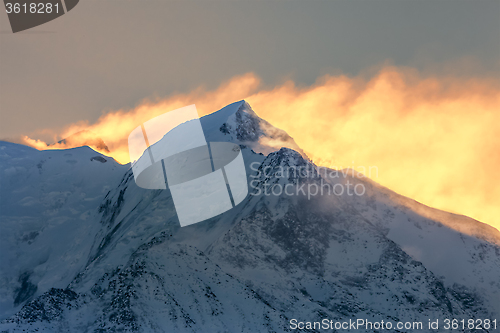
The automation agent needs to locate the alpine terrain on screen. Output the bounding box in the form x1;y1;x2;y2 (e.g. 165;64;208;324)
0;101;499;332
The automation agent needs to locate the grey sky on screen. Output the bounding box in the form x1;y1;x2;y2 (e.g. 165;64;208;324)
1;0;499;141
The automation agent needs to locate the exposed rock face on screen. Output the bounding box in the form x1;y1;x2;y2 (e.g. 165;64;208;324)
54;129;110;153
90;156;107;163
1;101;498;332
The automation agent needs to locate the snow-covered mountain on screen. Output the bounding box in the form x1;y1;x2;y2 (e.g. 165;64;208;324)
0;101;499;332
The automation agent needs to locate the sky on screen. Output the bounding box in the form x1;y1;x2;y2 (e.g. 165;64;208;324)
0;0;499;229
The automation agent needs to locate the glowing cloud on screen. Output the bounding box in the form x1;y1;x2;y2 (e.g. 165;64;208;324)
21;67;500;230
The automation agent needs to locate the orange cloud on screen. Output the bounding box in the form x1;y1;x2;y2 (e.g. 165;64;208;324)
21;67;500;231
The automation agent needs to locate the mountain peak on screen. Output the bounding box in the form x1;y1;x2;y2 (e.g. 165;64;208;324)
2;100;500;330
202;100;307;158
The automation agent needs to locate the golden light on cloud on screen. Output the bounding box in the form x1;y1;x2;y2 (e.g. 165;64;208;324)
22;67;500;230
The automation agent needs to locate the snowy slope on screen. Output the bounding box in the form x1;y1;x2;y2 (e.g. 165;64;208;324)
0;100;499;332
320;168;500;314
0;143;127;319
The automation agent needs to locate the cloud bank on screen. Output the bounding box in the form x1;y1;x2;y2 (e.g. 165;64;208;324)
21;67;500;230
